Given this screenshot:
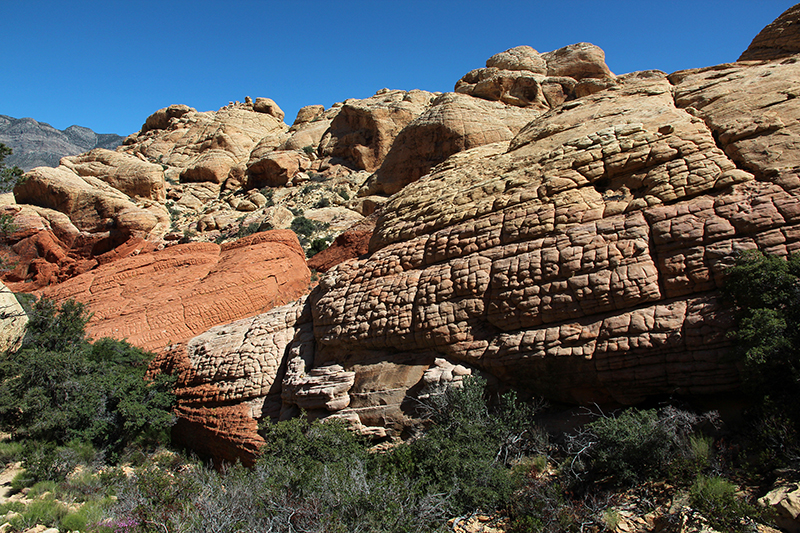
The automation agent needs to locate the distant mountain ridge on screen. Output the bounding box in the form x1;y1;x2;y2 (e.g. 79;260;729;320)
0;115;124;170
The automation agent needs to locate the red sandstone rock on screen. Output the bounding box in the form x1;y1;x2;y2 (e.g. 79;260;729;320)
37;229;310;352
307;216;376;273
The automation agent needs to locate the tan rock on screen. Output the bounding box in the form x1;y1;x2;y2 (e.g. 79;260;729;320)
541;42;615;80
364;93;540;195
59;148;166;201
122;103;288;171
246;150;311;188
318;89;435;172
14;166;170;241
670;58;800;188
253;97;285;122
0;282;27;353
293;105;326;125
141;104;195;134
486;45;547;73
760;482;800;532
739;4;800;61
180;149;244;185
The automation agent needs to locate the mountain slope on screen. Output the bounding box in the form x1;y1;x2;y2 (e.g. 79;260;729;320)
0;115;124;170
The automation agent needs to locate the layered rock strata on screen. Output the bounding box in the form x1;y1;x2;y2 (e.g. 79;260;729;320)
153;33;800;462
38;230;310;353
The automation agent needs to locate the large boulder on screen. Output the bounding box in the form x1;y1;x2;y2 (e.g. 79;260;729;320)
0;281;27;353
318;89;435;172
246;150;311;188
38;229;310;353
140;104;195;134
455;43;615;109
60;148;166;201
363;92;541;195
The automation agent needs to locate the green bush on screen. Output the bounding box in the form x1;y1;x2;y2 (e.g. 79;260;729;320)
723;250;800;394
0;142;23;194
587;408;671;485
259;187;275;207
336;187;350;201
381;376;545;513
0;299;175;464
235;221;262;239
307;237;331;258
689;475;761;533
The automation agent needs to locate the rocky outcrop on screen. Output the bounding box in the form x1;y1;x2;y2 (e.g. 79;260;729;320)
0;115;123;171
739;4;800;61
318;89;435;172
122;102;288;178
151;21;800;462
38;230;310;352
13;166;170;252
59;148;166;201
363;43;616;197
455;43;615;109
0;282;27;353
363;93;541;196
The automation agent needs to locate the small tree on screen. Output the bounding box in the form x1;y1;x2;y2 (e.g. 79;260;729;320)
722;250;800;394
0;142;23;194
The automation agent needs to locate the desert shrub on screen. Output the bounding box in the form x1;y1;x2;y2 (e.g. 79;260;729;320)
587;408;671;485
382;376;545;513
235;221;261;239
301;183;321;194
508;476;582;533
336;187;350;201
9;495;68;531
290;217;329;250
257;417;369;494
579;406;717;486
314;196;330;208
689;475;762;533
307;236;331;257
0;299;175;464
259;187;275;207
0;142;23;193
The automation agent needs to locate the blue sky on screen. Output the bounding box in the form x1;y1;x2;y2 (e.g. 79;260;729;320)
2;1;796;136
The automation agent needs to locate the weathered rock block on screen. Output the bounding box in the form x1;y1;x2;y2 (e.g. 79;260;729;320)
39;230;310;352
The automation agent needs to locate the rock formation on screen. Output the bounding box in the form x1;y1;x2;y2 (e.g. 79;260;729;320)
739;3;800;61
0;282;27;353
8;6;800;465
148;7;800;463
37;230;311;353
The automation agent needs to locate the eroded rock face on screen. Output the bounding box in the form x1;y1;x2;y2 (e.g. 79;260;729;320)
38;230;310;353
122;103;288;174
13;166;170;251
155;40;800;463
318;89;435;172
455;43;615;109
60;148;166;201
739;4;800;61
0;282;27;354
363;92;541;195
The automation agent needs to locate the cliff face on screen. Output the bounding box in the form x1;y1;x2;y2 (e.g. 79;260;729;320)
0;115;124;170
4;6;800;464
